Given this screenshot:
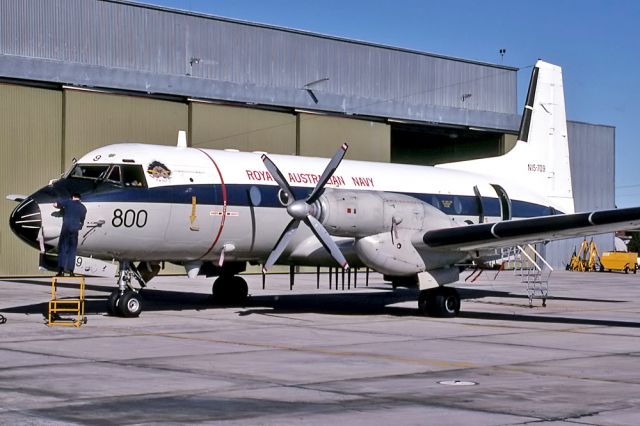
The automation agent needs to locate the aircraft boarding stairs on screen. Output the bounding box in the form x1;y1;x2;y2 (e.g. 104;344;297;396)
500;244;552;307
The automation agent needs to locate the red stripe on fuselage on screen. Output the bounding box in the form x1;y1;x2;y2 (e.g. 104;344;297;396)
195;148;227;260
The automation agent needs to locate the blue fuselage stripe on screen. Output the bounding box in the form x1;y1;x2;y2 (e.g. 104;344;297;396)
77;182;557;218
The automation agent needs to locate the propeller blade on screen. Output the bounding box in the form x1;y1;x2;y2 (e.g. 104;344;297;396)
261;153;295;204
263;144;350;272
37;226;45;253
307;143;348;204
263;218;300;272
304;215;349;269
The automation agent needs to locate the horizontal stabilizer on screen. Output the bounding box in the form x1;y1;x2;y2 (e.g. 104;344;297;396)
423;207;640;251
6;194;27;202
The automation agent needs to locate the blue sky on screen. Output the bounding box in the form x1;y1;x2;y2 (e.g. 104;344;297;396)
143;0;640;207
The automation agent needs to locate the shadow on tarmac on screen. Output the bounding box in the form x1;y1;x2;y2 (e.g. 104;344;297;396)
1;278;637;328
457;310;640;328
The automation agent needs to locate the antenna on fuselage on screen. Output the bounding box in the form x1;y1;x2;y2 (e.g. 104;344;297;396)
177;130;187;148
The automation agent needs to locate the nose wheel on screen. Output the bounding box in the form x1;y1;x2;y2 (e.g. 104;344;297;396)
107;289;143;317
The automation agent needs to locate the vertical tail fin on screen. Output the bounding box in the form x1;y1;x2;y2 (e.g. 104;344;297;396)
438;60;574;214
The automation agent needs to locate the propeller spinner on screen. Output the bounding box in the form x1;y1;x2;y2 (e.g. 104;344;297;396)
261;143;350;272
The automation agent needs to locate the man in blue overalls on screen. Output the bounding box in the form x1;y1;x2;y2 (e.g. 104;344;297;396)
54;192;87;276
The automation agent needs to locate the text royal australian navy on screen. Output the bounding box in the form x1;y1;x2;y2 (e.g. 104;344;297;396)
245;169;375;188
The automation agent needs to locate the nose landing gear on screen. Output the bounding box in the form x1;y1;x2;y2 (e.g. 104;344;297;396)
107;261;146;317
108;289;143;317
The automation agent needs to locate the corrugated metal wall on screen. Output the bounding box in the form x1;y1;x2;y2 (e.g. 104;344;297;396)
545;121;616;268
0;0;518;130
567;122;615;212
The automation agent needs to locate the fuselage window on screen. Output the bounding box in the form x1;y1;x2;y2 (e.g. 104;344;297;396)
249;186;262;206
453;196;463;215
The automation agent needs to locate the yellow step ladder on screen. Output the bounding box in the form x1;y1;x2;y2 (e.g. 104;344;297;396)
48;276;87;327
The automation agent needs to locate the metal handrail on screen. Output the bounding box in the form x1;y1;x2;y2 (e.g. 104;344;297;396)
526;244;554;271
516;245;542;272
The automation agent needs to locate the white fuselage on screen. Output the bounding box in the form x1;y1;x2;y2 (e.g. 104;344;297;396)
33;143;556;269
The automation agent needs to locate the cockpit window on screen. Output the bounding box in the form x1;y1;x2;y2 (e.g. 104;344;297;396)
67;164;146;188
107;166;121;183
121;164;146;187
68;164;110;180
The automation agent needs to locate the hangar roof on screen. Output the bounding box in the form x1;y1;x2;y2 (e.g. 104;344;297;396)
0;0;519;131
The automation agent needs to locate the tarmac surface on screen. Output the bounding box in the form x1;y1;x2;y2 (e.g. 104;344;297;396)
1;269;640;425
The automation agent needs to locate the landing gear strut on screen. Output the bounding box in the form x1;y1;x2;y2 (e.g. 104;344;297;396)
211;275;249;305
107;261;146;317
418;287;460;317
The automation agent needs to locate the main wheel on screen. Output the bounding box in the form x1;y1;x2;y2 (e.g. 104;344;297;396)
418;287;460;318
212;276;248;305
439;287;461;317
107;290;120;316
118;291;143;318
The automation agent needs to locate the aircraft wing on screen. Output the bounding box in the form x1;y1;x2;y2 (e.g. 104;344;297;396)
422;206;640;251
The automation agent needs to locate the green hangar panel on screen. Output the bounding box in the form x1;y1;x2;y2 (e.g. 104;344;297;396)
0;84;62;275
298;114;390;162
190;103;296;154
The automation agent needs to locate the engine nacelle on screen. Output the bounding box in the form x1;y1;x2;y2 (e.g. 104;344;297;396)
355;231;425;276
317;189;451;238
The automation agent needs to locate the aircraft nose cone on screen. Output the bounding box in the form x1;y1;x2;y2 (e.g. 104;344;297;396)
9;197;42;249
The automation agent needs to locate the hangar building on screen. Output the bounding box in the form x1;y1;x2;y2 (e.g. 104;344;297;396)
0;0;614;275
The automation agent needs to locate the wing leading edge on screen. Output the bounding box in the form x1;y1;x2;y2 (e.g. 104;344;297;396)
423;207;640;251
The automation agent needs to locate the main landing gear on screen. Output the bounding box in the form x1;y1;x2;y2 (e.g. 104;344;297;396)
418;286;461;318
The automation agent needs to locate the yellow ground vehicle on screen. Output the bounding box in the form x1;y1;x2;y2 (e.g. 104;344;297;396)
599;251;638;274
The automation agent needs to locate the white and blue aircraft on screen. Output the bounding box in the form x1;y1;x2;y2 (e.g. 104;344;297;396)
9;60;640;318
